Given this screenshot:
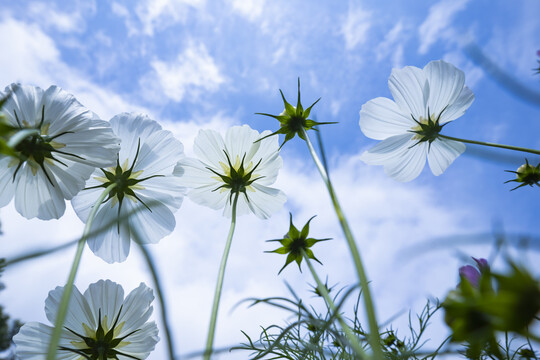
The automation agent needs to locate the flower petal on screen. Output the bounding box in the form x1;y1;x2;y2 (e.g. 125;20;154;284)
125;197;176;245
45;285;95;334
427;138;465;176
0;157;16;207
424;60;466;119
86;202;131;263
439;86;474;124
359;97;413;140
84;280;125;331
388;65;427;118
246;184;287;219
361;133;428;182
13;322;80;360
13;165;66;220
110;113;162;162
116;283;154;336
193;128;228;168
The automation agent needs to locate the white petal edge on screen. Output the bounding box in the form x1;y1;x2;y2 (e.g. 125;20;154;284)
427;138;466;176
359;97;413;140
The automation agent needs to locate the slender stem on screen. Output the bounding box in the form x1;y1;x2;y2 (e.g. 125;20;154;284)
46;184;116;360
7;128;40;148
439;134;540;156
302;250;367;357
204;192;240;360
301;127;383;360
136;241;176;360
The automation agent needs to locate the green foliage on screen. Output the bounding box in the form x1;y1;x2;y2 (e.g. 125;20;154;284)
443;261;540;360
0;259;23;359
233;282;446;360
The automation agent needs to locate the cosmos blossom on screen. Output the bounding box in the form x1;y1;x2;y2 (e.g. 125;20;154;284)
359;60;474;182
71;113;184;263
13;280;159;359
0;83;120;219
175;124;286;219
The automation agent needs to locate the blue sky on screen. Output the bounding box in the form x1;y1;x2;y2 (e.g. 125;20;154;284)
1;0;539;359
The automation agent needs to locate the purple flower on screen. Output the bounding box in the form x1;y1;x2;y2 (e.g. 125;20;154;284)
459;257;489;287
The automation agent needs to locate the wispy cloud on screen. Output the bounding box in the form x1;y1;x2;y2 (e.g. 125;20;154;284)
341;4;372;50
418;0;470;54
25;1;96;34
227;0;266;21
0;17;148;119
142;42;225;103
112;0;206;36
376;21;408;67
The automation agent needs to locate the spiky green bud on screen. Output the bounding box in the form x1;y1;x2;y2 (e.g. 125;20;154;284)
266;213;330;274
504;159;540;190
256;78;336;148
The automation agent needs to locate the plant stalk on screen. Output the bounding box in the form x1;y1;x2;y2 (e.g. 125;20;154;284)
301;127;382;360
439;134;540;156
204;192;240;360
302;250;367;357
46;183;116;360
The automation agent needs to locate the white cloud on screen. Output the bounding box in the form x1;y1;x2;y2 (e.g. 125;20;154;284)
418;0;470;54
228;0;266;21
0;17;148;120
376;21;407;67
341;5;372;50
28;1;96;33
143;42;225;103
135;0;206;36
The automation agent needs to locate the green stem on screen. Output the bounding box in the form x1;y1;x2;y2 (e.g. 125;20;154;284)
46;184;116;360
439;134;540;156
136;242;176;360
302;250;367;357
301;127;383;360
204;192;239;360
7;128;40;148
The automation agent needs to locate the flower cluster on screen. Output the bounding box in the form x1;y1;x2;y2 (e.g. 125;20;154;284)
1;83;288;358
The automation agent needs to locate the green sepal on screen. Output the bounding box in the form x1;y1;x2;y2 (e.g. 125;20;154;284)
266;213;331;274
256;78;335;148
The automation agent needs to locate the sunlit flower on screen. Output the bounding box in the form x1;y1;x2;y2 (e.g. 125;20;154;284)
0;84;120;219
175;125;286;219
71;113;184;263
13;280;159;359
359;60;474;181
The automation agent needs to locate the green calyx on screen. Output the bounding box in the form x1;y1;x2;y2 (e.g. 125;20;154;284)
266;213;331;274
256;78;336;148
10;105;82;186
60;306;142;360
408;108;447;148
206;151;263;204
504;159;540;190
86;139;162;231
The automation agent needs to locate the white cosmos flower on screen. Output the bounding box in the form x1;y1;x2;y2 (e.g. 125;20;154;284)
0;83;120;219
13;280;159;359
174;124;286;219
359;60;474;182
71;113;184;263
